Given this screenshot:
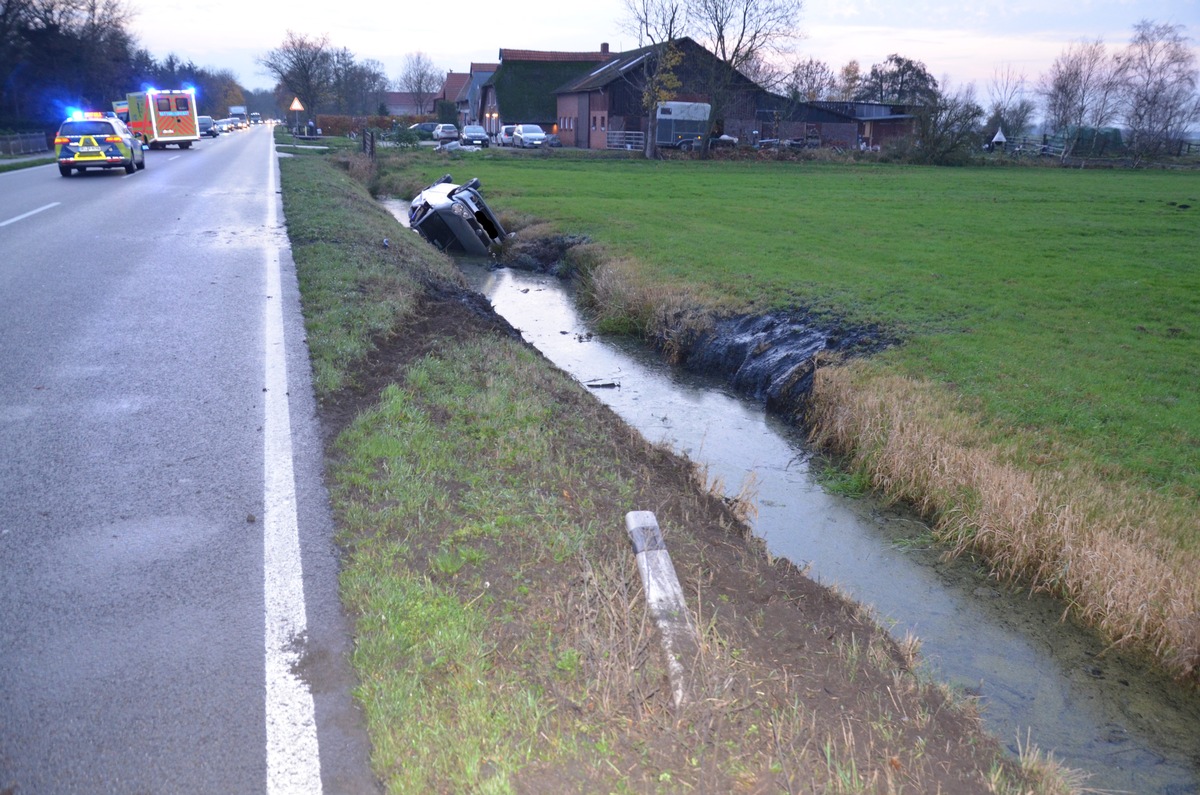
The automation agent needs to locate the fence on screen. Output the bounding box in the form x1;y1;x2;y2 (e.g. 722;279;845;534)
606;130;645;151
1000;137;1066;158
0;132;49;155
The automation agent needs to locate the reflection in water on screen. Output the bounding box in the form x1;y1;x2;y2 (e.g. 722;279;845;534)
459;262;1200;795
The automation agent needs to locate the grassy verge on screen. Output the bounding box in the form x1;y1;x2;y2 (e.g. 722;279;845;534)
0;155;53;173
370;148;1200;681
278;150;1069;793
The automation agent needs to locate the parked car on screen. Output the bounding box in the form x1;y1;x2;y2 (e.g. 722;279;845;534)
545;133;562;148
459;124;490;147
408;122;439;139
496;125;516;146
432;123;459;142
512;124;546;148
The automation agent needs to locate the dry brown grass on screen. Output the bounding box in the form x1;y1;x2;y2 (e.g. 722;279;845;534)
806;360;1200;681
576;253;718;362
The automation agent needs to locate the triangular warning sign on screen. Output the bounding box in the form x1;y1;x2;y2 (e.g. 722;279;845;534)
289;97;304;112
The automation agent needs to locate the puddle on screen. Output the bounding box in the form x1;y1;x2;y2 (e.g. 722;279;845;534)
383;199;1200;794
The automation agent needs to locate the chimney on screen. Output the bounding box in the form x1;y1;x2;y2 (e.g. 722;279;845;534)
601;43;609;54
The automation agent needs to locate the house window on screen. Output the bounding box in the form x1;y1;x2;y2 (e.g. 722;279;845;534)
600;116;606;131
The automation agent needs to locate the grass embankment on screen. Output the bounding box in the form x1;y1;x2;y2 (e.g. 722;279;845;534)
278;143;1062;793
0;155;53;173
373;149;1200;681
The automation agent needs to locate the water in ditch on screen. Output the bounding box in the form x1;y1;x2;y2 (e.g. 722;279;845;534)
385;201;1200;794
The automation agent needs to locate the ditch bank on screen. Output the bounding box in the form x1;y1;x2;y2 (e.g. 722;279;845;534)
484;229;1200;792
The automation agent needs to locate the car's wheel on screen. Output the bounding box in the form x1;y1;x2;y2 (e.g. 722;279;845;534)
58;165;72;177
179;141;192;149
679;140;693;152
124;160;136;174
136;154;146;170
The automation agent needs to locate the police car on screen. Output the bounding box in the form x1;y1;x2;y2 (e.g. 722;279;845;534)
54;111;146;176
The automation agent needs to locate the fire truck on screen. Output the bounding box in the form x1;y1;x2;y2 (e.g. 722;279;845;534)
119;88;201;149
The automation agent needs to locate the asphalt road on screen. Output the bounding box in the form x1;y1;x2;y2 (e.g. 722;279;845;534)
0;128;378;794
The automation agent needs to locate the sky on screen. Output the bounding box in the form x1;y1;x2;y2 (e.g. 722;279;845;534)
129;0;1198;98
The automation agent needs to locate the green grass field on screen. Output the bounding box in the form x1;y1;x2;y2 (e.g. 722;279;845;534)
383;154;1200;513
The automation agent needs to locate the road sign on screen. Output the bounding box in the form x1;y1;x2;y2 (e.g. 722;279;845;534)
289;97;304;112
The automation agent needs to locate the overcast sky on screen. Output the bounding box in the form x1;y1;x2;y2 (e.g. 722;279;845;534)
129;0;1197;97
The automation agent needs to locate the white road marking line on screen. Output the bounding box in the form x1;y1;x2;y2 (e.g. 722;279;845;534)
262;137;323;794
0;202;60;227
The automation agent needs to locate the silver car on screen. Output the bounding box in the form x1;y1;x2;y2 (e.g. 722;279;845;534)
512;124;546;148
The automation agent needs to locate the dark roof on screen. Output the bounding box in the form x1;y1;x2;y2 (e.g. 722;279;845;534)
553;37;760;100
490;49;613;123
555;42;659;93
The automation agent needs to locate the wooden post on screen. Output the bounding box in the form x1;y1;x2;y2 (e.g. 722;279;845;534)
625;510;700;709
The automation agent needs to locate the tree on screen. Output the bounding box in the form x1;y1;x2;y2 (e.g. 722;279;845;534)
787;56;835;101
855;54;938;105
258;31;333;119
329;49;389;115
0;0;139;123
910;81;985;164
620;0;688;157
835;60;860;101
1038;37;1120;152
985;63;1035;140
690;0;803;153
397;52;440;115
1115;19;1200;161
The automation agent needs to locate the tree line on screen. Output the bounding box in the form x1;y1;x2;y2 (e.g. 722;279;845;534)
780;19;1199;162
0;0;261;129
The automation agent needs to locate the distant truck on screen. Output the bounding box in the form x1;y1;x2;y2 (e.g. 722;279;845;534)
655;101;710;151
119;89;201;149
249;112;262;125
228;105;248;126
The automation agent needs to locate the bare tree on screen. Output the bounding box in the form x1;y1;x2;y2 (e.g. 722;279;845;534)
397;52;440;115
621;0;688;157
985;63;1035;139
1115;19;1200;161
691;0;803;153
258;31;333;119
787;56;835;101
329;49;388;115
910;81;984;164
1038;37;1120;147
740;53;786;93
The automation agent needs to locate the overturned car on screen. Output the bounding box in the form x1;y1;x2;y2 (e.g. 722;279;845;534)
408;174;509;256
